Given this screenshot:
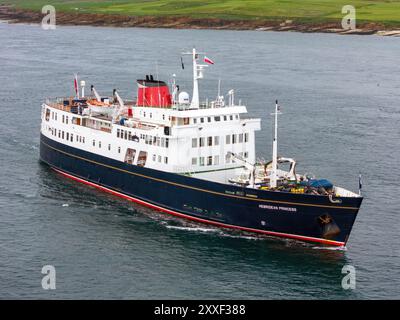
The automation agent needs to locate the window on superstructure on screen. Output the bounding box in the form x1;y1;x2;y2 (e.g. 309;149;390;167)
200;118;204;123
55;113;57;121
245;133;249;143
193;118;197;124
192;138;197;148
118;147;121;153
207;117;211;123
215;116;220;122
236;115;239;119
214;155;219;165
83;137;85;144
230;115;233;120
207;156;212;166
199;157;205;166
124;131;128;140
165;138;169;148
62;115;65;123
207;137;213;146
150;113;152;118
158;155;161;162
225;153;231;163
183;118;189;125
66;132;69;141
156;137;160;146
226;135;231;144
128;132;132;141
108;144;111;151
162;115;165;120
66;116;69;124
239;133;243;143
244;152;248;158
93;140;95;147
45;109;50;121
199;137;205;147
70;134;73;142
214;136;219;146
58;131;61;138
192;158;197;165
62;131;64;139
164;157;168;164
232;134;237;144
224;115;227;121
117;129;120;138
161;138;165;148
99;141;101;148
152;154;156;162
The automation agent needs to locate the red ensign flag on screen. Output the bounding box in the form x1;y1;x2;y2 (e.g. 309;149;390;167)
204;56;214;65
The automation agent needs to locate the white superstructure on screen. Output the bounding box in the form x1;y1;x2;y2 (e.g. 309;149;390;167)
40;49;261;183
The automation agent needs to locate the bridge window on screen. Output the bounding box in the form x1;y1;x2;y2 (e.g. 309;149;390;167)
232;134;237;144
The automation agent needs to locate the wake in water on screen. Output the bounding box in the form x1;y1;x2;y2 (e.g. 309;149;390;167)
312;246;347;251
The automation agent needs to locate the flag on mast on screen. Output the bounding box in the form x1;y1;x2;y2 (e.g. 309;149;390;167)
74;74;79;98
204;56;214;65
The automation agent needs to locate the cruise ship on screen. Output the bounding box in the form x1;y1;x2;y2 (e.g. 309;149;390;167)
40;49;363;247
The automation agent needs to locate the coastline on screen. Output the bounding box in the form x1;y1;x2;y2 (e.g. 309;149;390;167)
1;5;400;36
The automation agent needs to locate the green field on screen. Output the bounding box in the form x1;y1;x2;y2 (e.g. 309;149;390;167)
2;0;400;26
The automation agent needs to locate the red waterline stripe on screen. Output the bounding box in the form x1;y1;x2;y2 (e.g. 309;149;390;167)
53;168;345;247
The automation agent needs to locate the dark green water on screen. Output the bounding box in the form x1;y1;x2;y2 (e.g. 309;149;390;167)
0;22;399;299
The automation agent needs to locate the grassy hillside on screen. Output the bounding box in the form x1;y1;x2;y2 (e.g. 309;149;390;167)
1;0;400;26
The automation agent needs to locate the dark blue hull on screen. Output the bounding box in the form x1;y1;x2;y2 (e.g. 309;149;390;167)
40;134;362;246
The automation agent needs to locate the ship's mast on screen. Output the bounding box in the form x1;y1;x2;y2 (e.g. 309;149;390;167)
270;100;280;188
191;48;199;108
181;48;207;109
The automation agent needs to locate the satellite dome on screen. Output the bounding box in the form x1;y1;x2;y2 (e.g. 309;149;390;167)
178;92;190;104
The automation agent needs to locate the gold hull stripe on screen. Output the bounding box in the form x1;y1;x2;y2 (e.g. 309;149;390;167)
42;140;359;211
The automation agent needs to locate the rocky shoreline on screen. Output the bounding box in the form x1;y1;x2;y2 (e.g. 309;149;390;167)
1;5;399;36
